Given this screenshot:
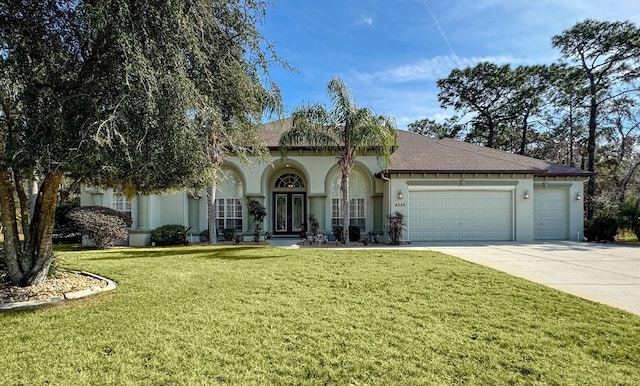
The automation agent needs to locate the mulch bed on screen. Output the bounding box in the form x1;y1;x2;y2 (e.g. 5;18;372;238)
0;269;107;304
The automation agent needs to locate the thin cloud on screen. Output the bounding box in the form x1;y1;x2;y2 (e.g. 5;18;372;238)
356;16;373;26
354;55;518;84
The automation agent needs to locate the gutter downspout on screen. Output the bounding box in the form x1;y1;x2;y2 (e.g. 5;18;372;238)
380;172;391;242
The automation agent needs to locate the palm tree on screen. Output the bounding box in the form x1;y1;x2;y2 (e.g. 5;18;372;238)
279;77;397;245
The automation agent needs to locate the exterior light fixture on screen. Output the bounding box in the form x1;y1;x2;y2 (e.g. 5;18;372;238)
524;191;530;199
576;193;582;200
397;190;404;199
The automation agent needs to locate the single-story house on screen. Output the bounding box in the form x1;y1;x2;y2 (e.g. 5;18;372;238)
80;118;591;245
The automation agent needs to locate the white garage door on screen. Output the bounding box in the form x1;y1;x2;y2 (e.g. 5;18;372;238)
534;188;567;240
407;190;513;241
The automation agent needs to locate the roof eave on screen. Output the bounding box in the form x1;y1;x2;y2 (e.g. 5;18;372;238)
384;169;594;177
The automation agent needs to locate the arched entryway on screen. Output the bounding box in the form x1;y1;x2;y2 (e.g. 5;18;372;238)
272;172;306;235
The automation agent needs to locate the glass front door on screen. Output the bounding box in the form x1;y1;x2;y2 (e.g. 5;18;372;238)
273;192;306;234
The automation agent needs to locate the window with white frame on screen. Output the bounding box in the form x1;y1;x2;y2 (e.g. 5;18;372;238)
215;170;244;231
112;191;132;217
330;171;367;232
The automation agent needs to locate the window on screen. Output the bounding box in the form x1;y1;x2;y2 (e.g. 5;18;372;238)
350;198;366;231
215;198;243;231
215;170;243;231
275;173;305;189
331;198;366;231
330;171;367;232
112;191;132;216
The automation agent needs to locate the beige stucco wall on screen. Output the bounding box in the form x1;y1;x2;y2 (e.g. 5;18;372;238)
383;174;584;243
533;179;586;241
79;152;586;246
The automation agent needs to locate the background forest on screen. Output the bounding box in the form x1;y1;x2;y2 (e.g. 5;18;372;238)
407;19;640;237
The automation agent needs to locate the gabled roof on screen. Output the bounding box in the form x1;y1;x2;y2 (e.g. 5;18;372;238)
260;118;592;177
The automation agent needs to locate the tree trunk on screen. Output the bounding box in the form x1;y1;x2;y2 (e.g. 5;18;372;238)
21;171;63;286
519;112;529;155
207;185;218;245
1;170;63;286
586;95;597;219
487;117;495;148
341;171;350;246
14;173;32;249
0;169;23;282
569;106;575;167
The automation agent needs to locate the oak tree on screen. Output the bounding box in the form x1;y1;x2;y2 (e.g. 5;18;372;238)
0;0;282;285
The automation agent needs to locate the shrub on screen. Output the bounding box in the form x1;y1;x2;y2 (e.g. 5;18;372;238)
619;197;640;240
54;201;82;244
55;202;79;229
584;216;618;242
248;200;266;241
222;228;237;242
308;215;319;240
66;206;131;248
332;225;344;243
348;226;361;242
331;225;360;243
52;228;82;244
150;224;190;246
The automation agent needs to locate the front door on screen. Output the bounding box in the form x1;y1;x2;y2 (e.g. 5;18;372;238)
273;192;306;235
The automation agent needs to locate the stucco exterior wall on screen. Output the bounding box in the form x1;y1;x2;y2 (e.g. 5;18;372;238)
79;152;587;246
386;174;558;242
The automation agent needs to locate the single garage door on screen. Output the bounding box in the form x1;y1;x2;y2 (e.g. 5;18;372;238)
534;188;567;240
407;190;513;241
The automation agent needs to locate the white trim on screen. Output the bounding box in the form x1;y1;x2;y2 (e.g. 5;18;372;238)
408;185;517;192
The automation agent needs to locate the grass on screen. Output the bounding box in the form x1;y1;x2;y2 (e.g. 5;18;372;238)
617;229;639;243
1;245;640;385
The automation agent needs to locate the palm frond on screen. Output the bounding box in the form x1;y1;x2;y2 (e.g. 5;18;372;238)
327;77;356;122
279;103;340;150
279;77;397;166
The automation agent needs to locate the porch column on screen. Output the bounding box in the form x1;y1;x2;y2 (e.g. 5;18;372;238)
137;194;150;230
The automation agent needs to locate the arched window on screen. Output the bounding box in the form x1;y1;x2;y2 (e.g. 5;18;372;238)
215;170;243;231
330;170;367;232
274;173;305;189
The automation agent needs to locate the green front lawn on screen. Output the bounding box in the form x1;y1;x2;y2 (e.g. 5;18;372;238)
2;245;639;385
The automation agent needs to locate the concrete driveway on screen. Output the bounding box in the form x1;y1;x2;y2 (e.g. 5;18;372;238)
419;241;640;316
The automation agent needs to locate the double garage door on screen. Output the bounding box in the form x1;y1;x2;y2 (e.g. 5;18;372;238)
407;189;513;241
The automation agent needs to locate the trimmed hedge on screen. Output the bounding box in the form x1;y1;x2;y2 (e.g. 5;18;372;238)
66;206;131;248
150;224;190;246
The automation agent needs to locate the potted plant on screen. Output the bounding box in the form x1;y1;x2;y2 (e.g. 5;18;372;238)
308;214;319;242
247;199;267;242
387;211;406;245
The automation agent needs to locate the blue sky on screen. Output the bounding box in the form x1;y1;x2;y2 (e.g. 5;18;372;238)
260;0;640;129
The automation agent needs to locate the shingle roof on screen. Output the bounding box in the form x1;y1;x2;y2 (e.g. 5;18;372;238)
260;118;592;177
261;117;294;147
389;130;591;177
